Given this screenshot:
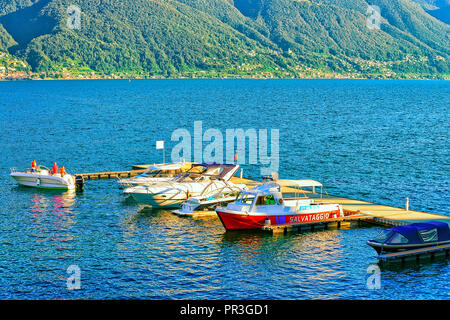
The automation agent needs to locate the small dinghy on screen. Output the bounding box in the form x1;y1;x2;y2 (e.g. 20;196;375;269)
10;165;75;190
367;221;450;254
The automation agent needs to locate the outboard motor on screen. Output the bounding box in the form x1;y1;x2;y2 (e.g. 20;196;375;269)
75;175;84;192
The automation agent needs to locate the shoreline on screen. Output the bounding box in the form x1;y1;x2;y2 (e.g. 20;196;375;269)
1;76;448;81
1;73;449;81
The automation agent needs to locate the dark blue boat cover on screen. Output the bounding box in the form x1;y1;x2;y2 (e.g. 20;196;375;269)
391;221;450;243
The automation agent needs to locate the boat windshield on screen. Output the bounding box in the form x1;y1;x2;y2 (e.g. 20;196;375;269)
374;230;394;243
175;172;198;182
235;192;255;205
388;232;409;244
142;170;161;177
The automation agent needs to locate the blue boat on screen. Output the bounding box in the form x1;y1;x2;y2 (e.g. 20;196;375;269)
367;221;450;254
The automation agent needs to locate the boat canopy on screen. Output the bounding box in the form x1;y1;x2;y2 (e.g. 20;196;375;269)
393;222;450;243
374;221;450;245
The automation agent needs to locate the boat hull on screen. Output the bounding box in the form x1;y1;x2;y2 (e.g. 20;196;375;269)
367;240;450;255
172;209;217;216
129;192;188;208
216;208;341;230
11;172;75;190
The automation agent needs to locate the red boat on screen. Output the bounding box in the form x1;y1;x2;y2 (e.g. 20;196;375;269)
216;179;343;230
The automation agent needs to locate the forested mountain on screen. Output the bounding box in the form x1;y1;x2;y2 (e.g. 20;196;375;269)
0;0;449;79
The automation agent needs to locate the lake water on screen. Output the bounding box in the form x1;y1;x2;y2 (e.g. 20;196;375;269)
0;79;449;299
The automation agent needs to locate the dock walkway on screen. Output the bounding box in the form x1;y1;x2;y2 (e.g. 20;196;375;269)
75;169;146;180
309;197;450;227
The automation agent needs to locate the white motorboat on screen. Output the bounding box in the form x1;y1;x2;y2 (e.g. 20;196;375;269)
118;162;194;188
125;163;242;208
10;165;75;190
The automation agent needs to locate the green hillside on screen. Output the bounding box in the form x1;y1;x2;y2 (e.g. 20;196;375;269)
0;0;449;79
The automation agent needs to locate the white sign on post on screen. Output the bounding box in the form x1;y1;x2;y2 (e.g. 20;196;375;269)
156;139;165;163
156;140;164;150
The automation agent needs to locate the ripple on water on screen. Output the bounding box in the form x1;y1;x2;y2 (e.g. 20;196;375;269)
0;79;449;299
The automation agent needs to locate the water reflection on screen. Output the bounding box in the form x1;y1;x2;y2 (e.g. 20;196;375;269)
379;256;450;272
27;190;77;252
116;207;226;299
217;228;349;299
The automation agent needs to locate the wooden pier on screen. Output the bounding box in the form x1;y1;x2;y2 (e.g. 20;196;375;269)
76;162;194;180
75;169;146;180
305;196;450;227
261;213;370;234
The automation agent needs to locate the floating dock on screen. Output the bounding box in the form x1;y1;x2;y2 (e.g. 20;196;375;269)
75;165;449;230
377;244;450;264
261;213;370;234
305;196;450;227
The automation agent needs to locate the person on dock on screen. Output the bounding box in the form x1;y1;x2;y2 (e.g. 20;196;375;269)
51;162;59;175
60;166;66;177
31;160;37;172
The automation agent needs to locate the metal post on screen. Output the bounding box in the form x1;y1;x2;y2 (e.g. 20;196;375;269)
405;197;409;211
240;168;243;179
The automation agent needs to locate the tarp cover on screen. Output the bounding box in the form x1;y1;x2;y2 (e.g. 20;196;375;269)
391;221;450;244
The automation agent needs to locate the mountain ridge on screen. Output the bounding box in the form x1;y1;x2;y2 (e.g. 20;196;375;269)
0;0;449;80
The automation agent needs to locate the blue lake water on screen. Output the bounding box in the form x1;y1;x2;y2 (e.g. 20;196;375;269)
0;79;449;299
